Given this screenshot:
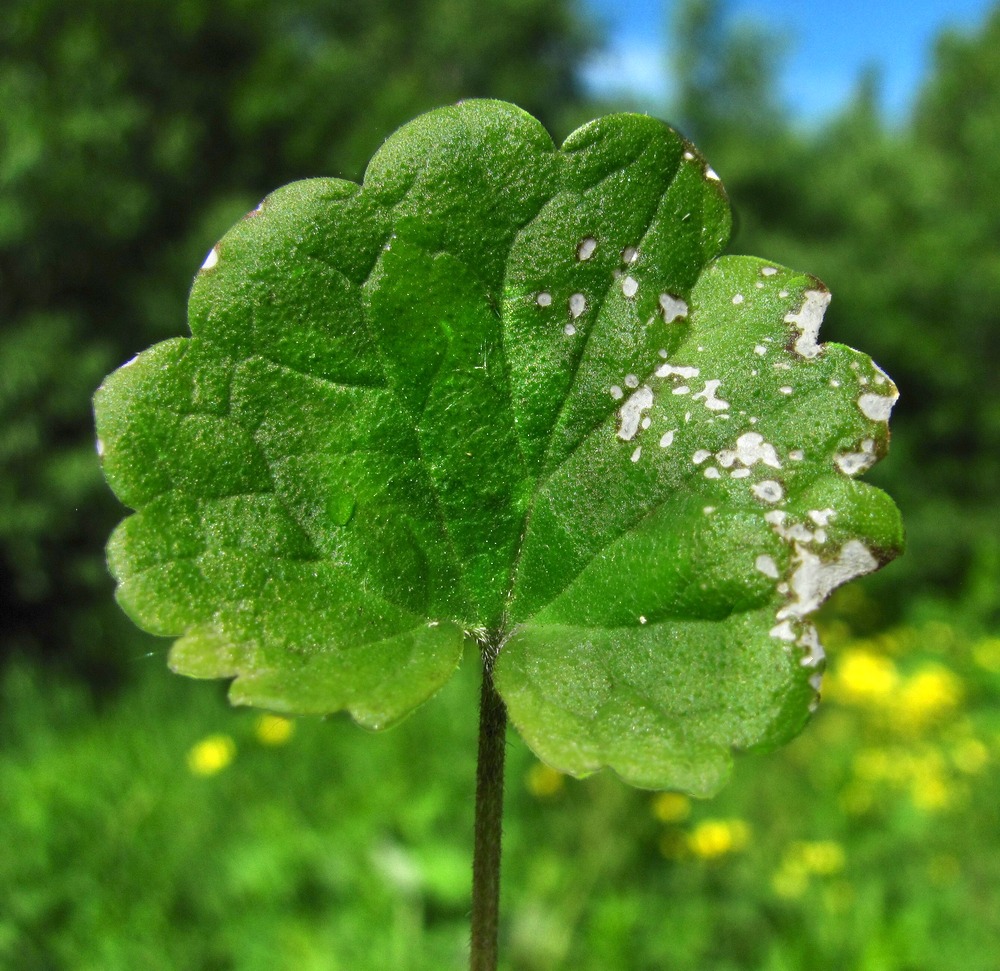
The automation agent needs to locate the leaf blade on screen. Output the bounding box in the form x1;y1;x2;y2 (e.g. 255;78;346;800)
95;101;903;785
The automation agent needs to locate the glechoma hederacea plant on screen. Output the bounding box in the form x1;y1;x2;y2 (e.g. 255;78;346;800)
95;100;902;969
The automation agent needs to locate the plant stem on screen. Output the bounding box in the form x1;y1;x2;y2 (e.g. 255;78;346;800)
470;647;507;971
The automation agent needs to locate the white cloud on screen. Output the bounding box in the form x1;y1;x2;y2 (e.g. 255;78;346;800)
580;42;673;105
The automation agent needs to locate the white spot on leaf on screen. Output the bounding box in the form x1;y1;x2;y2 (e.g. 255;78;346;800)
733;432;782;469
659;294;689;322
777;541;879;620
622;275;639;298
836;452;876;475
755;554;780;578
858;391;897;422
798;625;826;669
656;363;700;380
617;385;654;441
784;289;830;359
836;438;876;475
765;510;826;545
576;237;597;261
201;247;219;271
569;293;587;318
753;480;784;503
693;379;729;411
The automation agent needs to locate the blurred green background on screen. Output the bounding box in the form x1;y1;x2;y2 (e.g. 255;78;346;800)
2;0;999;967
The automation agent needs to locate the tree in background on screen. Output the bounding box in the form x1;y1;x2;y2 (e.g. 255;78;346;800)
671;0;787;150
0;0;594;679
906;7;1000;617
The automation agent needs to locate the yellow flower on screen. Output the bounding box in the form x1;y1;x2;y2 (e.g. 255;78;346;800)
851;744;962;812
255;713;295;746
853;746;897;781
652;792;691;824
791;840;845;876
772;840;845;898
187;734;236;776
830;649;898;704
525;762;565;798
688;819;750;859
901;750;953;810
894;666;962;732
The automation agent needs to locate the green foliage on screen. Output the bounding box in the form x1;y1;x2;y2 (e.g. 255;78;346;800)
95;101;901;793
671;0;787;148
0;314;110;600
3;592;999;970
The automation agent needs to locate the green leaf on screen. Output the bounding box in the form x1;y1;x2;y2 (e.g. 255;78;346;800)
95;100;903;792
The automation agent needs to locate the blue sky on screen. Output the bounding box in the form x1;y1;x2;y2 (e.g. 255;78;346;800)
581;0;996;122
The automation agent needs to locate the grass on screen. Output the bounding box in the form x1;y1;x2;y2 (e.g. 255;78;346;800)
2;585;999;970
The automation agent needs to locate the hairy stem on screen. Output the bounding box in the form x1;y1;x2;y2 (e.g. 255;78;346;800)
470;647;507;971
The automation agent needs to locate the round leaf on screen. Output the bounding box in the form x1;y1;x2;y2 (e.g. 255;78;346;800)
94;100;903;791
